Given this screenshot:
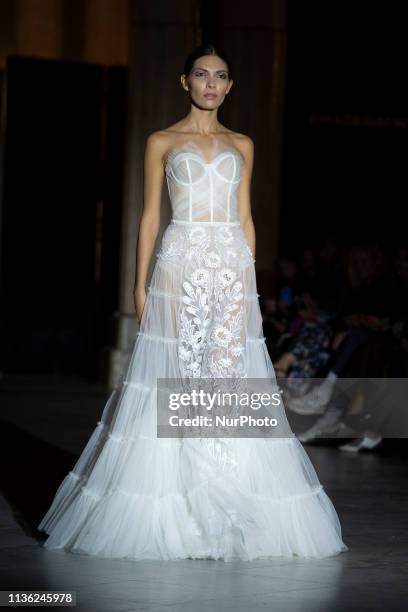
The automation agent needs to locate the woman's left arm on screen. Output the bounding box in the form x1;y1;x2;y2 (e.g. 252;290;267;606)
237;135;256;260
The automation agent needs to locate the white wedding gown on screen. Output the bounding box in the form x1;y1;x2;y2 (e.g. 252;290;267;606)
38;138;348;561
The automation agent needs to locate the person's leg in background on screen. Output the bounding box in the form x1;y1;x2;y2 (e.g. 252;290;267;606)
338;331;394;451
288;326;376;415
298;330;391;447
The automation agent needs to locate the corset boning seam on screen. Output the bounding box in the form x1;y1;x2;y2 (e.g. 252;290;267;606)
185;158;193;222
209;167;214;221
227;155;236;222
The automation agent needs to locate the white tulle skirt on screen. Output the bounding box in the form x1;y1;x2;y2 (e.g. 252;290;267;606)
38;220;348;561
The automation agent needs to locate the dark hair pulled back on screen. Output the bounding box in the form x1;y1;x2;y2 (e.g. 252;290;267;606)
183;43;232;80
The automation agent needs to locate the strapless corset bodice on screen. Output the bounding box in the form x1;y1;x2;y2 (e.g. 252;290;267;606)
165;145;244;223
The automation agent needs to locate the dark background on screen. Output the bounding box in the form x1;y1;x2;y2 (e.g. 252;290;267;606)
281;3;407;254
1;57;127;376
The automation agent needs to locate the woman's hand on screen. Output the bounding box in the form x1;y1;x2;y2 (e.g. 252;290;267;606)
134;287;147;325
273;352;296;375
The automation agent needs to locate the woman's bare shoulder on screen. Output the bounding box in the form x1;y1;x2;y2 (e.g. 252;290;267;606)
227;131;254;162
145;129;173;149
228;130;254;148
146;127;187;158
144;130;180;170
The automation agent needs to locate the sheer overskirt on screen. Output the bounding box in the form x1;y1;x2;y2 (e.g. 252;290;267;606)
38;219;348;561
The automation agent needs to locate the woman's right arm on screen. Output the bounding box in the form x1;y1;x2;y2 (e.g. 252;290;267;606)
133;131;167;323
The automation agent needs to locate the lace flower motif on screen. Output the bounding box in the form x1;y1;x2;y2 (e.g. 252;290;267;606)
177;228;247;378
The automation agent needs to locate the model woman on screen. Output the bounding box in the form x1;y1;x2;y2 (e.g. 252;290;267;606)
38;44;348;561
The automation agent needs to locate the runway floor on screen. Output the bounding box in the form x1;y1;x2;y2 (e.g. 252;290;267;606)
0;373;407;612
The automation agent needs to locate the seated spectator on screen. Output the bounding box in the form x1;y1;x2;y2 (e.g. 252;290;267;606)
295;243;393;449
272;289;333;396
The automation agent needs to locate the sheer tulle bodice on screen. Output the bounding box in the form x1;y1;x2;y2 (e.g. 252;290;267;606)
37;136;348;562
165;139;243;223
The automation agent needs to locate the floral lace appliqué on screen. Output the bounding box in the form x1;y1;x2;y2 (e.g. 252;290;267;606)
177;226;248;379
